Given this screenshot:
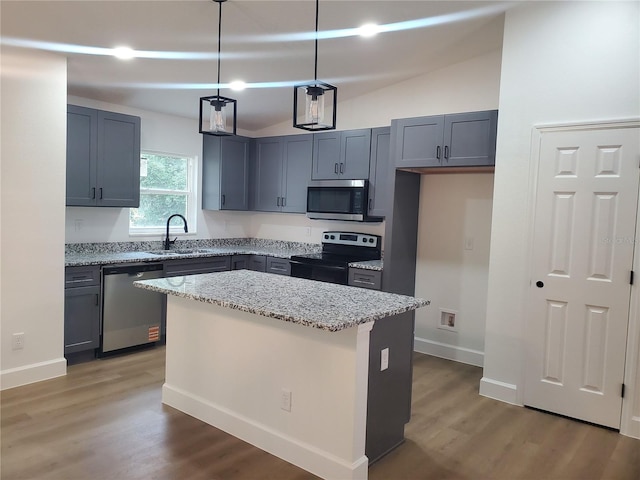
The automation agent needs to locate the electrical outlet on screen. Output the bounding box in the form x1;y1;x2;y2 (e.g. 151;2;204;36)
305;227;311;237
381;348;389;371
281;388;292;412
12;333;25;350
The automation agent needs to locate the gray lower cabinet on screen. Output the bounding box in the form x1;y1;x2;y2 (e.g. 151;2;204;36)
266;257;291;276
164;256;231;276
312;129;372;180
232;255;267;272
64;266;101;355
394;110;498;168
255;135;313;213
66;105;141;207
248;255;267;272
368;127;391;218
202;135;252;211
348;268;382;290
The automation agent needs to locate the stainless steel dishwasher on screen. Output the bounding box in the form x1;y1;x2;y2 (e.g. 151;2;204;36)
100;263;164;354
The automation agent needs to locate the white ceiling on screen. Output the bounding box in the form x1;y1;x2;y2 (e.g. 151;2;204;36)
1;0;509;132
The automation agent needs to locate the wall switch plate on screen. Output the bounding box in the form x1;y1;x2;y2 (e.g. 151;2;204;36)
280;388;292;412
12;333;25;350
381;347;389;371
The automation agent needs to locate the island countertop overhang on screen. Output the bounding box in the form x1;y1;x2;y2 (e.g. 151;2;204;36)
135;270;429;332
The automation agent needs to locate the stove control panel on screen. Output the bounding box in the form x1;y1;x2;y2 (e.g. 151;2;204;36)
322;231;380;248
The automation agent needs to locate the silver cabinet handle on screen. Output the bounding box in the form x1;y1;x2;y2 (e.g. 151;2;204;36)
444;145;449;159
282;197;286;207
334;163;339;174
276;197;281;207
221;194;226;206
436;146;441;159
339;163;344;174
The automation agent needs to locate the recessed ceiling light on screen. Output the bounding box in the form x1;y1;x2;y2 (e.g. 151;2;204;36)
229;80;247;91
113;46;135;60
357;23;381;37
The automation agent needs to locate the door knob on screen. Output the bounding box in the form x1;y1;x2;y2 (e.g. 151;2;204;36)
536;281;544;288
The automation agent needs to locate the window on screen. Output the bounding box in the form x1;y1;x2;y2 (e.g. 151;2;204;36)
129;152;197;235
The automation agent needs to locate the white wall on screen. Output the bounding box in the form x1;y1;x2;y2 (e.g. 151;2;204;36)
1;49;67;389
414;174;495;366
482;0;640;432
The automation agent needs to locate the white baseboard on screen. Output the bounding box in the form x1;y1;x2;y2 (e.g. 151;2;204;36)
479;376;520;405
414;336;484;367
162;384;368;480
0;357;67;391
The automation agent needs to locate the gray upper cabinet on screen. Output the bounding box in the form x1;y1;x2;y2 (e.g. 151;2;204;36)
66;105;141;207
394;110;497;168
312;129;371;180
368;127;390;218
202;135;251;211
443;110;498;167
255;135;312;213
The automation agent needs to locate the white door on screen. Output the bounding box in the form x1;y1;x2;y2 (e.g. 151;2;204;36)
525;123;640;429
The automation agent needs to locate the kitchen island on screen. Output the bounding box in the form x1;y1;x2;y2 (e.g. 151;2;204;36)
135;270;428;480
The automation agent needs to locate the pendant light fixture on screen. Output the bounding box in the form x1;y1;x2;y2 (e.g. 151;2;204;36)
293;0;337;131
199;0;237;136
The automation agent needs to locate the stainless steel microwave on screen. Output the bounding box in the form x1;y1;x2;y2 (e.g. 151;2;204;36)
307;179;378;222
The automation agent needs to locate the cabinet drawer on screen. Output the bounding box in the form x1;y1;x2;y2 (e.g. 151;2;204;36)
348;268;382;290
164;256;231;276
65;266;100;288
266;257;290;276
249;255;267;272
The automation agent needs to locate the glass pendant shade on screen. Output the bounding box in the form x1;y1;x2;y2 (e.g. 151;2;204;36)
199;95;237;136
294;82;337;131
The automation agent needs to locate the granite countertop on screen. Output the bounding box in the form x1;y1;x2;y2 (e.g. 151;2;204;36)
348;259;383;271
135;270;428;332
65;239;322;267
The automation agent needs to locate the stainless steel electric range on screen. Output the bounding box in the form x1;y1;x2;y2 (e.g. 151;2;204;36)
289;231;381;285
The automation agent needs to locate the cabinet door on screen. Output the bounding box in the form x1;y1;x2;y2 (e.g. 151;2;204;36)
96;110;141;207
312;131;341;179
231;255;249;270
64;285;100;354
220;136;251;210
368;127;390;217
340;129;371;179
249;255;267;272
164;256;231;276
443;110;498;167
282;135;313;213
66;105;98;206
255;137;284;212
394;115;444;168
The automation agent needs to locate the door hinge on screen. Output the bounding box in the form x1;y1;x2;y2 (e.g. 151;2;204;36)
622;383;626;398
631;270;635;285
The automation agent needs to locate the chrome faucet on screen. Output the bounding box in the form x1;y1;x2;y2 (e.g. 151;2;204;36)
164;214;188;250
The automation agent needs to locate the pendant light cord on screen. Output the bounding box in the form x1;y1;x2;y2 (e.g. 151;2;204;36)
217;0;222;97
313;0;319;82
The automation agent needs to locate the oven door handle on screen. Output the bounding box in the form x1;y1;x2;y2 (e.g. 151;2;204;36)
289;260;346;271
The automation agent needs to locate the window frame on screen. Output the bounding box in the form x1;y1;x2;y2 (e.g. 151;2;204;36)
128;150;198;237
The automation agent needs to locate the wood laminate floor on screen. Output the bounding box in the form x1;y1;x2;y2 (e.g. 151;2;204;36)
1;347;638;480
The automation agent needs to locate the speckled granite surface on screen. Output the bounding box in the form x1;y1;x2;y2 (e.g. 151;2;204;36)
65;239;322;267
135;270;428;332
348;259;383;271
